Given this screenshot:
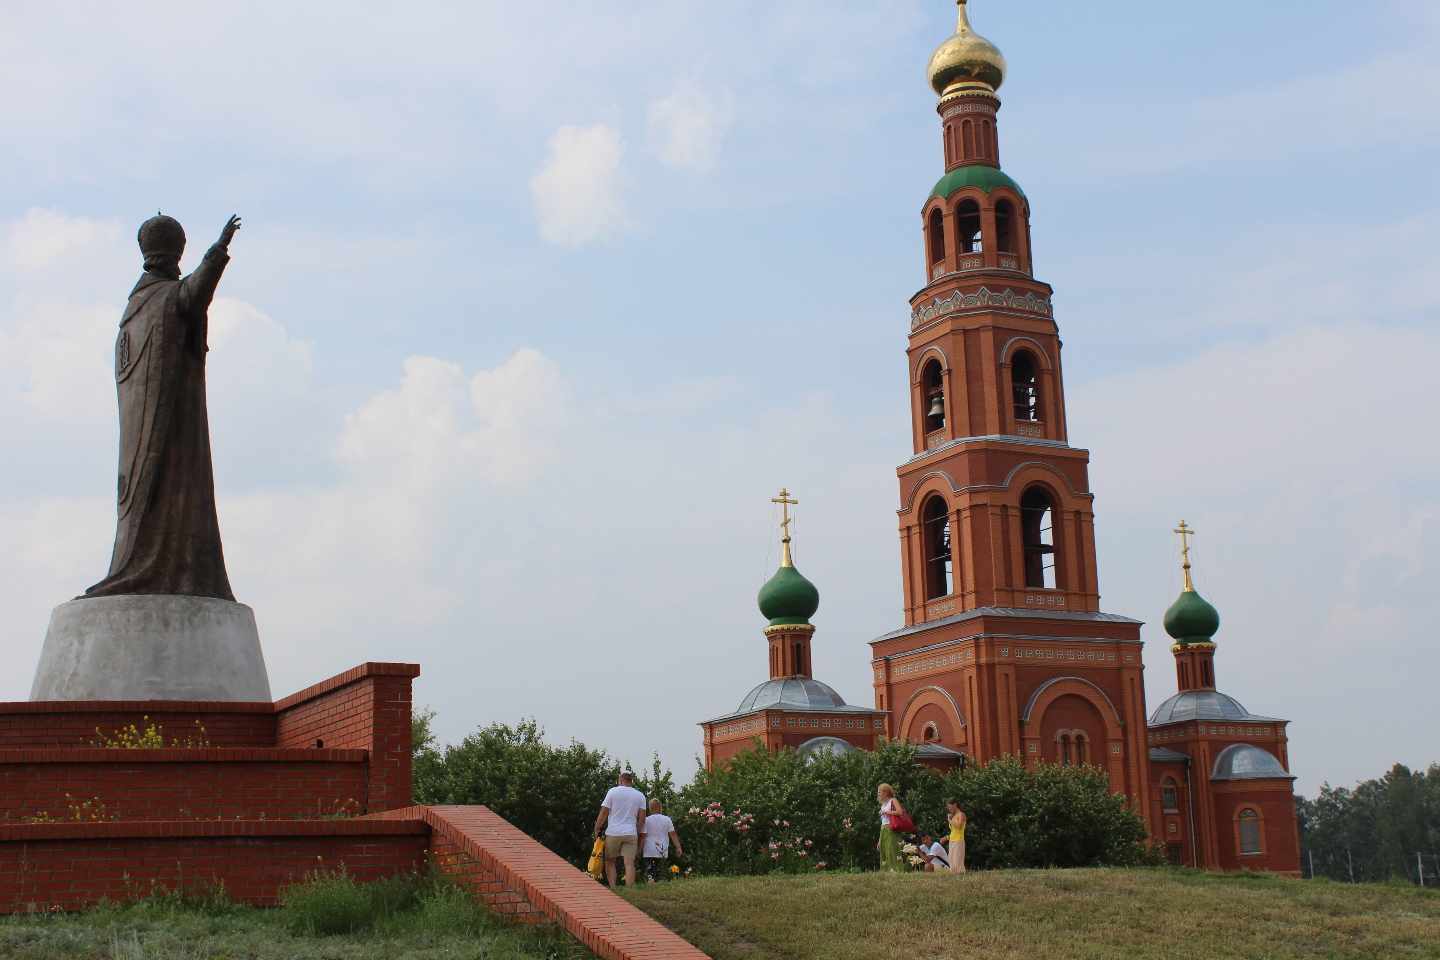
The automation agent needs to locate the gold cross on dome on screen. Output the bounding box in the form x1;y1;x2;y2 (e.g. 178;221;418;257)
771;489;798;539
1173;520;1196;592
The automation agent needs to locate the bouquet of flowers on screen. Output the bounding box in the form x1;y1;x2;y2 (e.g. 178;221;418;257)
901;842;925;869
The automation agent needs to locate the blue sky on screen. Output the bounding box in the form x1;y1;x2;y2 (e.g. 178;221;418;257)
1;1;1437;796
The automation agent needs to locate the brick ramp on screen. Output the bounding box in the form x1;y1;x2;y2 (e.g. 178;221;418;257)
377;806;710;960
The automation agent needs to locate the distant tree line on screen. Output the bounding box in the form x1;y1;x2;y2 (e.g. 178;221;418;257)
1299;763;1440;885
411;713;1158;873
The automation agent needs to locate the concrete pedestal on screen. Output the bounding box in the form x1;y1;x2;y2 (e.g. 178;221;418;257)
30;596;272;702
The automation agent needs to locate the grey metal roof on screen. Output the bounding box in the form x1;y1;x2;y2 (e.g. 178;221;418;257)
796;736;856;758
1147;690;1284;726
1148;746;1191;762
1211;743;1292;781
914;743;964;758
873;606;1142;644
704;677;885;723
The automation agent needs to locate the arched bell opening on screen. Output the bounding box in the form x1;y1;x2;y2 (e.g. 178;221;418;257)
956;199;982;254
922;359;946;433
922;494;953;600
1020;486;1057;590
1011;349;1039;424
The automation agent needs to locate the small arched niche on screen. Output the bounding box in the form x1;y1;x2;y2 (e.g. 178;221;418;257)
1011;349;1039;423
922;359;945;433
956;199;982;254
922;495;953;600
1020;486;1057;590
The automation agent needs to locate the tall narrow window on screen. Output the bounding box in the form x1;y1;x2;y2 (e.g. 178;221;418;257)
1201;660;1213;688
995;199;1015;254
1058;734;1071;765
923;359;945;433
1238;809;1262;854
927;207;946;267
956;199;982;253
923;496;953;600
982;120;996;161
1011;350;1038;422
1161;778;1179;812
793;644;805;677
1021;487;1057;590
962;119;975;160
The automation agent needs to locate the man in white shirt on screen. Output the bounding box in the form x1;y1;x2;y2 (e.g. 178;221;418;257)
641;798;683;882
593;771;647;888
919;831;949;872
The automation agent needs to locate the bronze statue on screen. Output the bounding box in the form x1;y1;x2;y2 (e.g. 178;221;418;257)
84;215;242;601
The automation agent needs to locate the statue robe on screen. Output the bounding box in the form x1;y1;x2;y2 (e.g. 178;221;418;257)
84;245;236;601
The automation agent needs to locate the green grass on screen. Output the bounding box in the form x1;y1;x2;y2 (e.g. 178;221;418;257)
621;867;1440;960
0;873;596;959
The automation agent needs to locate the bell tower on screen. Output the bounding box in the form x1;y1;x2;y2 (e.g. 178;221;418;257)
870;1;1151;809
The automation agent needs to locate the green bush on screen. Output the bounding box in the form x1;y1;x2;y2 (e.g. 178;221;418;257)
281;870;378;935
412;713;1157;876
413;716;620;866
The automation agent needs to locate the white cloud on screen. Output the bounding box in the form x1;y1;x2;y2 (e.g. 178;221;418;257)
530;124;628;244
1073;320;1440;793
647;79;733;172
5;207;119;274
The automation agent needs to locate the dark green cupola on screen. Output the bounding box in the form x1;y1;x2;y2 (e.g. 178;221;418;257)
1163;521;1219;645
758;534;820;626
757;489;820;627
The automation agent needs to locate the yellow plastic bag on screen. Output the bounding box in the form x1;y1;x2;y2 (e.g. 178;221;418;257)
587;837;606;880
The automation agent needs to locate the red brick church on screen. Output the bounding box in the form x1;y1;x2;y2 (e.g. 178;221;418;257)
703;2;1300;877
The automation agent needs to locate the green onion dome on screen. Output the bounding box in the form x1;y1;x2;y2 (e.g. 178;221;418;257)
1163;588;1220;645
758;562;820;627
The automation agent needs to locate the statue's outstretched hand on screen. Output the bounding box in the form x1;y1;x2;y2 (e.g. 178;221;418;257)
218;215;241;247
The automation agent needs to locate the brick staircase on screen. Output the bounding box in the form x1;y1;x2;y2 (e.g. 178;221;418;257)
0;662;710;960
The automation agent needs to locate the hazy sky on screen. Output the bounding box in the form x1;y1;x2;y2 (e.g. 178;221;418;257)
1;1;1437;797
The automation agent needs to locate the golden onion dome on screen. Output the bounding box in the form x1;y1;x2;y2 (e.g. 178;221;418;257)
926;0;1006;96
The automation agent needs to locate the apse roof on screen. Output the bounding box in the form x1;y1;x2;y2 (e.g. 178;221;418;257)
703;677;885;724
1211;743;1293;781
796;736;856;758
1147;690;1284;726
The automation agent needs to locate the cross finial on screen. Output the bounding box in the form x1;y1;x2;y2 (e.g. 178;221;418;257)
1173;520;1196;593
771;489;799;568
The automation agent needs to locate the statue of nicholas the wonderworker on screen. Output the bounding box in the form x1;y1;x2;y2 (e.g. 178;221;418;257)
85;214;241;600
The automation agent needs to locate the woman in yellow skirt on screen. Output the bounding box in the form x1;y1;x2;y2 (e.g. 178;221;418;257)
876;784;905;872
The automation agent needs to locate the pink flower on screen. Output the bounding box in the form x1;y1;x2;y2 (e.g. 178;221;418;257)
798;851;807;857
740;825;750;831
816;862;828;869
783;821;790;827
804;840;813;847
772;853;780;860
774;819;781;826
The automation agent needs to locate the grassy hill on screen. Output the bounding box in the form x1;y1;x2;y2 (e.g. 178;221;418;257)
621;868;1440;960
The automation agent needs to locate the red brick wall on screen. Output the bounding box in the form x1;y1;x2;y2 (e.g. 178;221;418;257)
0;819;428;913
275;663;419;814
0;702;275;748
0;749;368;822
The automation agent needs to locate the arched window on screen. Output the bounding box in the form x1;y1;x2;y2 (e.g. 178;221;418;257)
1179;661;1191;689
956;199;982;253
1201;660;1213;688
982;120;996;161
927;207;946;267
1058;733;1071;765
1021;487;1057;590
962;119;975;159
1238;808;1262;854
922;359;945;433
923;495;953;600
922;723;939;742
995;199;1015;254
1161;778;1179;812
1011;350;1039;422
793;644;805;676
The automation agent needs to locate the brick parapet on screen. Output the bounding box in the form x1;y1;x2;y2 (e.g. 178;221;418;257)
0;818;429;913
375;806;711;960
275;663;418;814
